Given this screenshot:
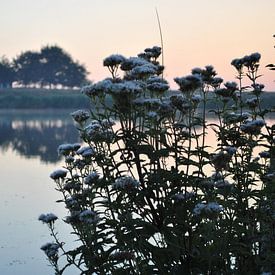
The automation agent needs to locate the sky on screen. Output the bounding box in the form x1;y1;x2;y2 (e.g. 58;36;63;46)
1;0;275;90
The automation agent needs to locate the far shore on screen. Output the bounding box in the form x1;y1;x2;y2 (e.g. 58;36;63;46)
1;87;275;109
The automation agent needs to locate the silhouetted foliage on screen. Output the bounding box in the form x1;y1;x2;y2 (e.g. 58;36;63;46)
12;45;89;88
0;57;15;88
13;51;43;87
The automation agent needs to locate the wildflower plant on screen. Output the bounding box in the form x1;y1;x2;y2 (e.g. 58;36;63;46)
39;47;275;274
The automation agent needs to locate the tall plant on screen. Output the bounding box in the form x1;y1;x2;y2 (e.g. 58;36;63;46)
39;47;275;274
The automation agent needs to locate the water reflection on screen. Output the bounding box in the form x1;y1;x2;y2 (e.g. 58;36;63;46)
0;110;79;163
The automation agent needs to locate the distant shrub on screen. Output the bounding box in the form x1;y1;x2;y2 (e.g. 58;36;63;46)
40;47;275;274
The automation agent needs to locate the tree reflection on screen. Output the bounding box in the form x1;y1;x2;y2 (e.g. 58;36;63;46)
0;119;79;163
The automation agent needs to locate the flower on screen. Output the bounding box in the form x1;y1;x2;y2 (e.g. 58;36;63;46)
243;52;261;68
193;202;223;216
225;146;237;155
38;213;58;224
259;151;270;158
211;77;223;88
231;53;261;72
172;192;195;201
57;143;81;156
144;46;162;59
109;80;142;95
215;179;231;189
251;83;264;95
224;81;238;91
101;118;115;128
76;146;95;157
79;209;99;224
120;57;149;71
50;169;67;180
240;119;265;135
103;54;126;67
146;76;169;93
40;243;60;258
174;74;202;92
84;172;100;185
231;58;244;72
65;197;78;209
71;110;90;123
82;78;113;98
129;63;158;78
211;151;232;171
113;176;140;190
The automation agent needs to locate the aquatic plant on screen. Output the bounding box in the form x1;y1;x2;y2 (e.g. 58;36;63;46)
39;47;275;274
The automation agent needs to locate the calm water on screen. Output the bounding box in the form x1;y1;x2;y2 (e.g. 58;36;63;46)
0;110;80;275
1;109;274;274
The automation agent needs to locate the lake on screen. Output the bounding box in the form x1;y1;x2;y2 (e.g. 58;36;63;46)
0;109;80;275
1;109;274;274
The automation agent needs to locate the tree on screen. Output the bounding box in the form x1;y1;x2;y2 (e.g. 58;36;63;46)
0;57;15;88
12;45;89;88
13;51;43;87
40;45;89;88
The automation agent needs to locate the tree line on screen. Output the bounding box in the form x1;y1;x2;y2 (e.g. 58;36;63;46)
0;45;89;89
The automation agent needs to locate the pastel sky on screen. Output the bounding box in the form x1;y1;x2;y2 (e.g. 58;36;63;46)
1;0;275;90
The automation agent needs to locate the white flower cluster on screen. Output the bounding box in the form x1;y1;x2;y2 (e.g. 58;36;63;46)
38;213;58;224
65;197;78;209
81;79;113;98
76;146;95;158
225;146;237;155
79;209;99;224
84;120;113;143
101;118;115;128
144;46;162;58
173;192;195;201
146;76;169;93
103;54;126;67
50;169;67;180
109;81;142;95
71;109;90;123
40;242;60;258
193;202;223;216
224;112;250;124
57;143;81;156
130;63;158;78
174;74;202;92
240;119;265;134
84;171;100;185
231;52;261;71
224;81;238;91
120;57;149;71
214;179;231;189
113;176;140;190
259;151;270;158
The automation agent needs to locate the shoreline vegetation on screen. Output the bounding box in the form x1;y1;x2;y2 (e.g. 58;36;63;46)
0;88;90;109
1;87;275;109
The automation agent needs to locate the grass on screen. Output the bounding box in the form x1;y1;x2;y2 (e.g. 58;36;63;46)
0;88;91;109
1;87;275;110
